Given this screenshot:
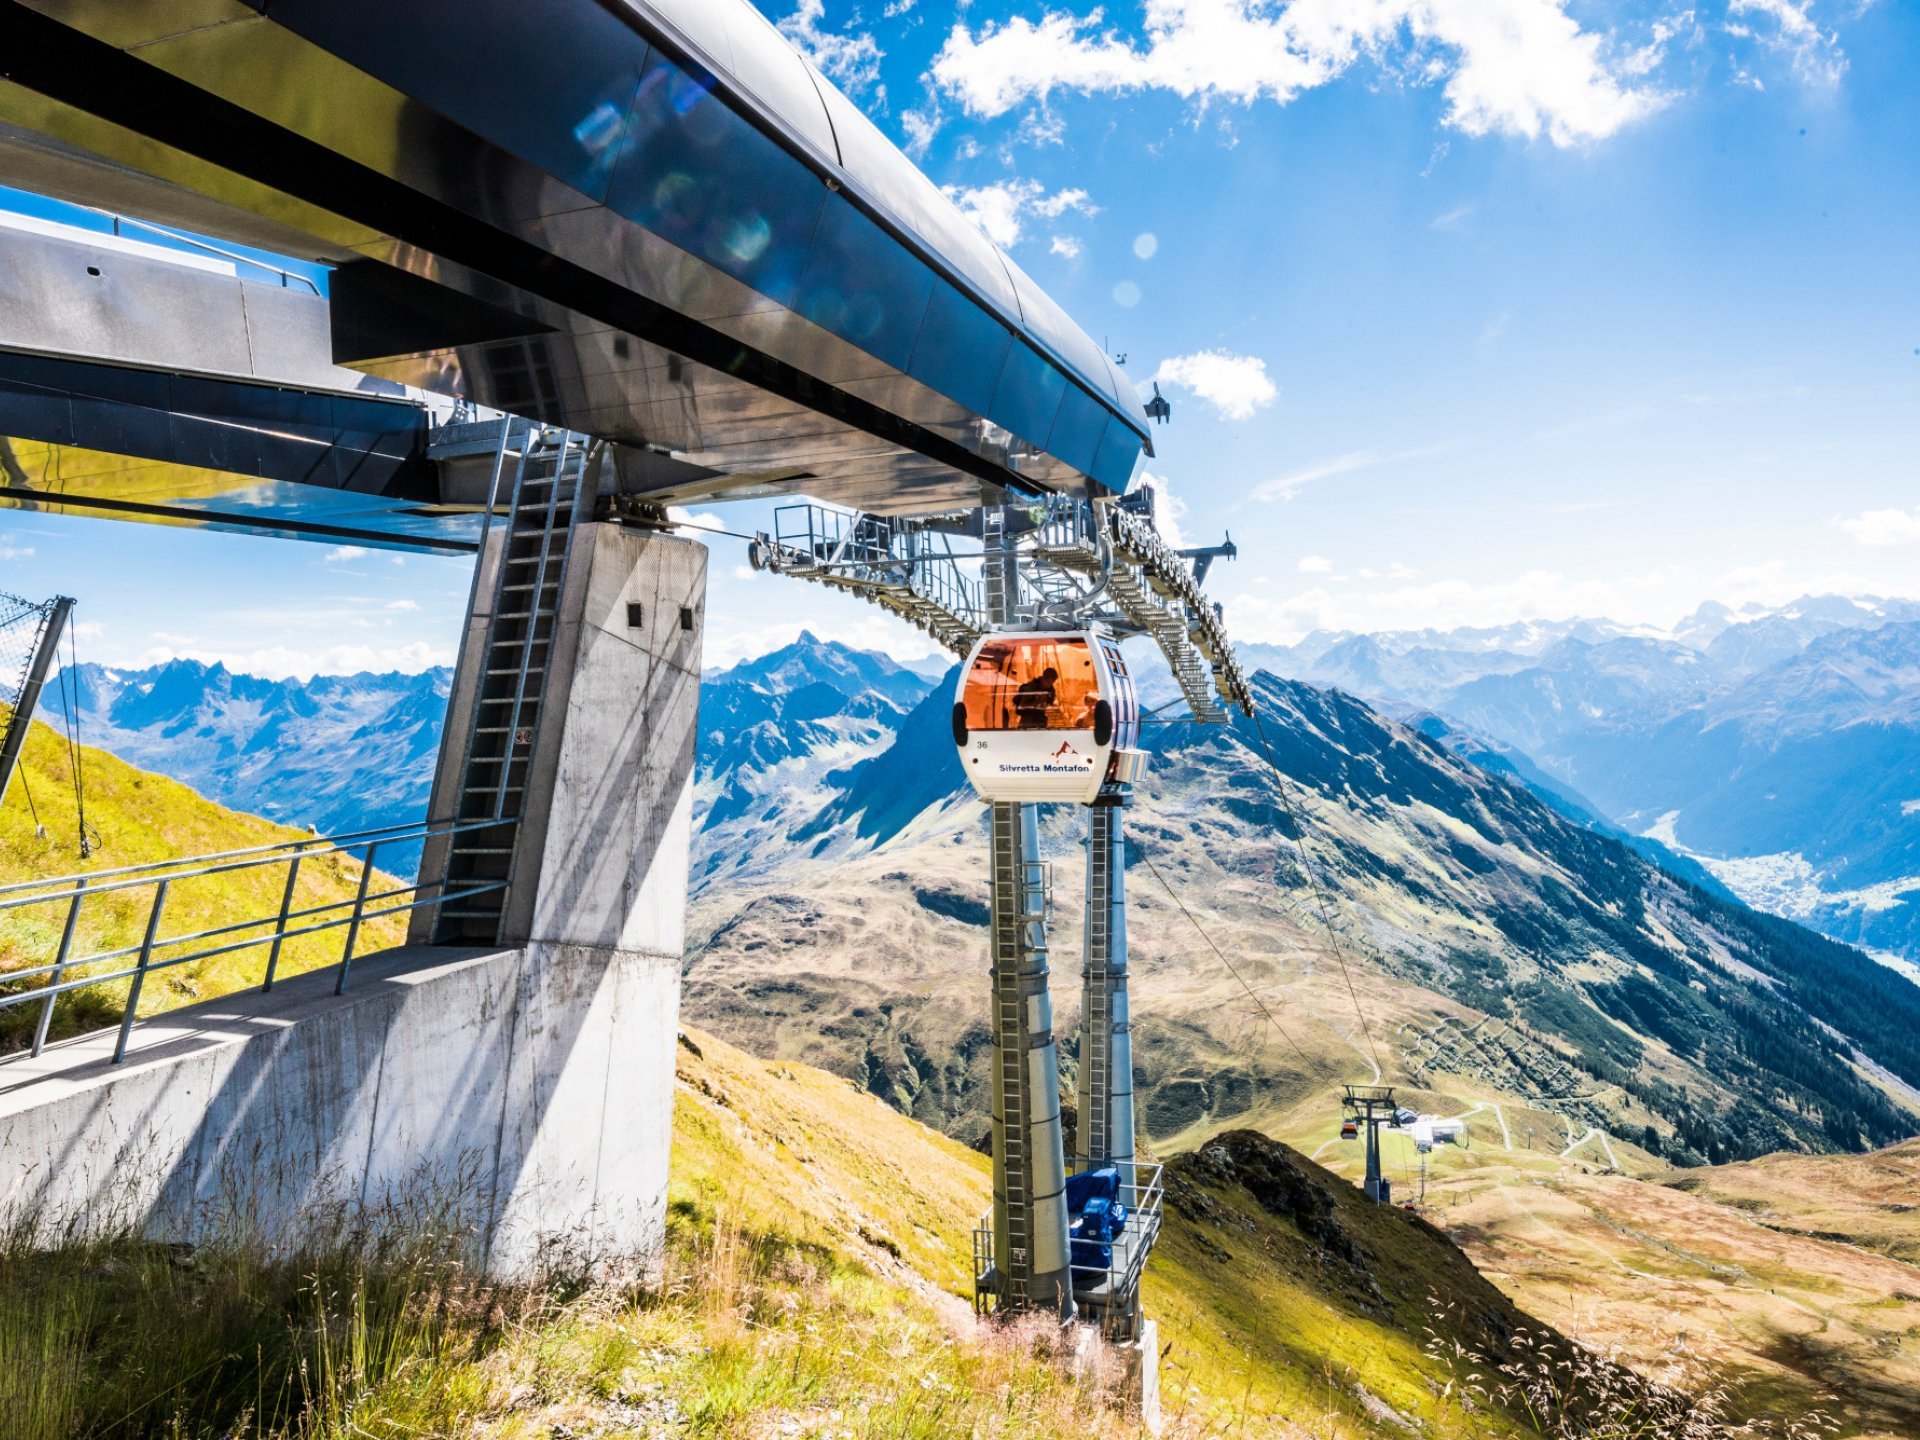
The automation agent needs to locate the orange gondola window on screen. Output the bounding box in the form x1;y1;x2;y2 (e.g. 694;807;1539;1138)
961;636;1100;732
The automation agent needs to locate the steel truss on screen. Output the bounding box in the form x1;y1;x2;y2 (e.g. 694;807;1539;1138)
754;491;1252;1338
749;495;1255;721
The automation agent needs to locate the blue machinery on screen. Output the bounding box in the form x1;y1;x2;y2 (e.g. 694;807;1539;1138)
757;497;1256;1337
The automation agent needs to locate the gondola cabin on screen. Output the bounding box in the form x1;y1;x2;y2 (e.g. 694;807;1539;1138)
951;629;1142;804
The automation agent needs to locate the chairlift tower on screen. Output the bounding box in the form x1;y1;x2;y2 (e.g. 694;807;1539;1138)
1343;1084;1401;1204
0;593;74;812
753;488;1255;1339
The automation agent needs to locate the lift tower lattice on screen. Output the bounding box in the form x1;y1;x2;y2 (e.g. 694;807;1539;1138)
752;490;1255;1338
1344;1084;1401;1205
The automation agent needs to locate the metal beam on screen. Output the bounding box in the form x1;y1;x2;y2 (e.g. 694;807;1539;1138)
0;593;70;809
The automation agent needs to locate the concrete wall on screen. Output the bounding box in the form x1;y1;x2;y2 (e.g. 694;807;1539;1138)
1;522;707;1279
0;941;679;1278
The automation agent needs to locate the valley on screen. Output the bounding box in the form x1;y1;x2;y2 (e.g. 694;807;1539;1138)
1252;596;1920;967
25;630;1920;1433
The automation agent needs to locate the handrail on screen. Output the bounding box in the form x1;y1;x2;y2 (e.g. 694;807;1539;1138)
0;818;454;901
84;203;325;295
0;816;501;1065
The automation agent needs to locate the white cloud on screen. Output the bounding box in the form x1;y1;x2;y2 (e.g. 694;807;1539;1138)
1430;202;1474;230
1226;567;1645;644
941;178;1099;248
668;507;730;536
778;0;887;104
1148;349;1277;421
0;536;34;561
1728;0;1846;86
1130;472;1191;548
1297;554;1334;574
73;620;104;640
1049;234;1083;258
323;545;369;564
901;107;939;156
929;0;1669;148
386;598;421;612
1835;506;1920;549
1248;440;1458;502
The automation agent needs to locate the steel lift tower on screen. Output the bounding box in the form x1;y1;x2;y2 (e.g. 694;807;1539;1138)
1343;1084;1410;1205
754;488;1255;1348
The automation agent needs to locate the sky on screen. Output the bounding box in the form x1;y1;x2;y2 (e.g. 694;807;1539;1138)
1;0;1917;677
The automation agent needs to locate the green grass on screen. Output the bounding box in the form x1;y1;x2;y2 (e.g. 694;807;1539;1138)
0;721;405;1052
0;1026;1859;1438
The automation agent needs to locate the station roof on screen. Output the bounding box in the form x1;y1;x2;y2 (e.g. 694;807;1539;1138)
0;0;1151;526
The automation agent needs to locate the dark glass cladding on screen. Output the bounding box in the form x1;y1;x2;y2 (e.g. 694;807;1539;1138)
990;341;1068;450
265;0;651;205
269;0;1148;487
1044;383;1109;479
795;200;934;373
910;280;1012;419
608;52;828;308
1091;413;1146;492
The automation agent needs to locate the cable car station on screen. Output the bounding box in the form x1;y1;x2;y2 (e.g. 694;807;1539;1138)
0;0;1257;1422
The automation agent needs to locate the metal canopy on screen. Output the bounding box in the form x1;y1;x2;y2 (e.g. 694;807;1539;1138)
0;0;1150;519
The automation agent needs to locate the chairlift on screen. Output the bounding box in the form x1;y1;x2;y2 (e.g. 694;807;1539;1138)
1340;1119;1359;1141
951;628;1143;805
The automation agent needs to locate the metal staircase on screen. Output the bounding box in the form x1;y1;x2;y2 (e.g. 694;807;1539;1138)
433;426;599;945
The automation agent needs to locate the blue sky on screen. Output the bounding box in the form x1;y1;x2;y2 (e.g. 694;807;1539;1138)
2;0;1917;676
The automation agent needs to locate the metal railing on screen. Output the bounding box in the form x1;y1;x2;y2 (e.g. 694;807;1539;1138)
971;1160;1164;1340
0;818;507;1066
92;204;324;294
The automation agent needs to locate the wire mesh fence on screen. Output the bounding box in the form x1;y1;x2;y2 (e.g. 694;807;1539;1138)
0;590;52;725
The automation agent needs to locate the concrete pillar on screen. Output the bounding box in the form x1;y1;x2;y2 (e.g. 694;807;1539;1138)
413;517;704;1276
480;521;705;1277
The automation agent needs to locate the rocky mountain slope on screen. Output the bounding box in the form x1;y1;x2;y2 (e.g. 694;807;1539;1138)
1253;596;1920;965
683;657;1920;1172
53;659;449;875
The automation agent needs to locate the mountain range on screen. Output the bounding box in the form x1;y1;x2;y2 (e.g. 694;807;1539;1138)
679;649;1920;1169
1250;595;1920;968
53;660;449;876
41;623;1920;1172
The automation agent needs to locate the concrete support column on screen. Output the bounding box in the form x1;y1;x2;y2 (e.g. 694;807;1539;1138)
483;522;705;1277
418;517;706;1276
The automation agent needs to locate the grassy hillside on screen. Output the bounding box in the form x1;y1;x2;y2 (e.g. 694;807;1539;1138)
6;1024;1732;1439
0;720;404;1051
687;673;1920;1178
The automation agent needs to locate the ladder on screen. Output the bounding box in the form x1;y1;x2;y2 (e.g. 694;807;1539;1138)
434;427;597;945
1082;865;1111;1165
991;803;1031;1309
